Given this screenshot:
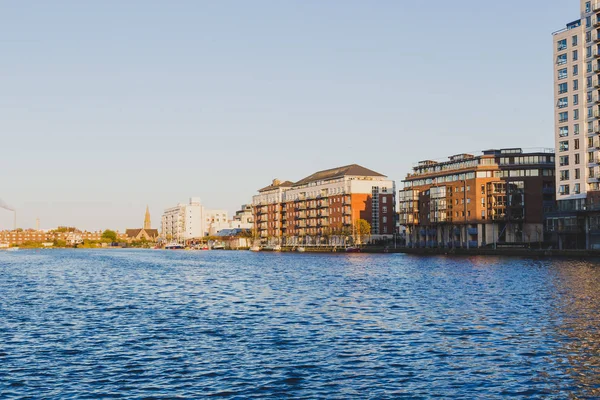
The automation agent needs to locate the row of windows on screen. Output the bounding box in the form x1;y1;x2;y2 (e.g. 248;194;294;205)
559;153;586;166
559;139;581;152
558;183;581;195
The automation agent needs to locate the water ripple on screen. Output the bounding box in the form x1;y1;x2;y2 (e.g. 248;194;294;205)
1;250;600;398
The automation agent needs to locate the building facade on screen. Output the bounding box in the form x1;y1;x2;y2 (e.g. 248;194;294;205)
399;149;555;248
161;198;207;242
252;165;396;245
550;1;600;248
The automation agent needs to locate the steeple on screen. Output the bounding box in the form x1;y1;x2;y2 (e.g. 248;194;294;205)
144;205;151;229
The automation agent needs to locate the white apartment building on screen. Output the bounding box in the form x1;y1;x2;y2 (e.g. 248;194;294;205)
161;198;207;241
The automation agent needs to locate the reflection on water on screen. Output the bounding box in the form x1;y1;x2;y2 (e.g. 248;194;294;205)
0;250;600;398
550;260;600;398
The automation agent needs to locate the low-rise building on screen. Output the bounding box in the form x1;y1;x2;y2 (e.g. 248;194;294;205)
399;148;556;248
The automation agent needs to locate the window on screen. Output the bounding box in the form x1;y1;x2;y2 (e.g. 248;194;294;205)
575;138;580;150
558;82;568;94
560;155;569;166
382;197;387;203
589;61;593;73
586;2;591;13
559;126;569;137
575;153;581;164
559;112;569;123
575;109;580;120
575;124;580;135
574;64;579;76
574;94;579;105
558;97;568;108
588;31;593;43
574;183;581;194
575;168;581;179
559;185;570;195
560;170;570;181
558;68;568;79
382;206;387;213
558;39;567;51
574;79;579;90
588;46;593;58
573;35;579;46
481;198;485;205
557;53;567;65
587;16;592;29
573;49;578;61
382;216;387;223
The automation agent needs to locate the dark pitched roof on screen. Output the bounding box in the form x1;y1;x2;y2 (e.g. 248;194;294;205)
294;164;386;186
258;180;294;193
126;228;159;238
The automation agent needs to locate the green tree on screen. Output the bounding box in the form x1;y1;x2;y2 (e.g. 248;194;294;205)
101;229;117;242
354;219;371;244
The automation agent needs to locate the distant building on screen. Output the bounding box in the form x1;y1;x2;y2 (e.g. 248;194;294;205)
252;164;396;245
399;148;556;248
0;229;128;246
126;205;159;242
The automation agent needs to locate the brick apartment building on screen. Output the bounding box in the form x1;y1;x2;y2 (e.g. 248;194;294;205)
399;148;556;248
252;164;396;245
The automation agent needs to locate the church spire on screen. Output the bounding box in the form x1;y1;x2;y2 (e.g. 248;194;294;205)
144;205;151;229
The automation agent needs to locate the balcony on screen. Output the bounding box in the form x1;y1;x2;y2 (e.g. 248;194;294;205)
297;204;307;210
318;200;329;208
595;18;600;27
297;212;306;219
593;2;600;12
318;210;329;217
343;207;352;215
318;221;330;227
595;34;600;43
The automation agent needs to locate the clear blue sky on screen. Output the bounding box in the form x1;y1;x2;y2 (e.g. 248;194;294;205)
0;0;575;231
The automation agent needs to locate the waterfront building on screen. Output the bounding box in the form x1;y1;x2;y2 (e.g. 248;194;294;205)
0;229;128;246
550;2;600;248
252;164;396;245
398;148;556;248
126;206;159;242
161;198;207;242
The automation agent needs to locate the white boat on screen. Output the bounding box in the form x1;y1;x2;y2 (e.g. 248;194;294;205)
249;246;261;252
296;247;306;252
165;242;184;250
6;247;19;252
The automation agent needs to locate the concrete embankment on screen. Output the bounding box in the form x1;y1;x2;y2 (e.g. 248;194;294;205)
393;247;600;258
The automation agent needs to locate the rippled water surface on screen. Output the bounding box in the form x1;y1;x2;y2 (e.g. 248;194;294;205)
2;250;600;398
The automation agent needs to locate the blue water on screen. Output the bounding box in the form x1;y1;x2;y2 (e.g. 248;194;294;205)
1;250;600;399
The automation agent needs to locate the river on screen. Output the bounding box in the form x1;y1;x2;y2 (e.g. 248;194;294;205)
1;249;599;398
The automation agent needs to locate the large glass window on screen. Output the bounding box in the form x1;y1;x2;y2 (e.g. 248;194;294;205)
558;97;568;108
559;126;569;137
558;82;568;93
559;140;569;151
558;68;568;79
559;111;569;123
557;54;567;65
558;39;567;51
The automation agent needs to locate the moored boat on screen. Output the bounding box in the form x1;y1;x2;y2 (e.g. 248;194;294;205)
345;246;361;253
296;247;306;253
165;242;184;250
249;246;261;252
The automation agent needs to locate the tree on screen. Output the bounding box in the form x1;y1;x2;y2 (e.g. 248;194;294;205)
354;219;371;244
101;229;118;242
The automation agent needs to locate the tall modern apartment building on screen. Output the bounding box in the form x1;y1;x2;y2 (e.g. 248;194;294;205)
551;1;600;248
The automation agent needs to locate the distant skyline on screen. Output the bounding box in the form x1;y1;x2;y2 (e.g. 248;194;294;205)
0;0;575;230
